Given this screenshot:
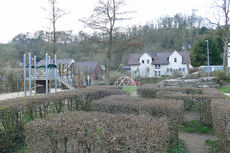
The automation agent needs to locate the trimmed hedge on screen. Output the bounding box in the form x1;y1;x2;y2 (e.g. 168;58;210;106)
25;111;170;153
91;95;184;145
137;84;202;98
156;93;225;125
0;86;126;152
138;84;225;125
211;100;230;153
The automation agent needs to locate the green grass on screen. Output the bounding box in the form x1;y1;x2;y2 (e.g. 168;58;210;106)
168;139;185;153
122;86;138;98
217;86;230;93
205;139;223;153
181;120;214;134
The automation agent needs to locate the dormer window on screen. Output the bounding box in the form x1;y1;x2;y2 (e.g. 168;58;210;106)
167;57;169;61
142;60;144;64
147;59;150;64
174;58;177;62
155;64;161;69
152;58;154;61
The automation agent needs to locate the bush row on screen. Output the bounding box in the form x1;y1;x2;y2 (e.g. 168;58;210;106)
211;100;230;153
0;86;126;152
156;90;225;125
91;95;184;145
25;111;170;153
137;84;202;98
137;84;225;125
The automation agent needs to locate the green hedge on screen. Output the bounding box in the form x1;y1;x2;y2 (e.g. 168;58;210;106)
137;84;225;125
211;100;230;153
25;111;170;153
91;95;184;146
0;86;126;152
137;84;202;98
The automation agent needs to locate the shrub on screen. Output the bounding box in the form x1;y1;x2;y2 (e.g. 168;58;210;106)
0;86;126;152
91;95;184;145
156;91;225;125
211;100;230;153
215;70;225;80
181;120;213;134
25;111;170;153
109;71;123;85
137;84;202;98
138;85;225;125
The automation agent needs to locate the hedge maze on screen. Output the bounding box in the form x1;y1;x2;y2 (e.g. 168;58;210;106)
0;84;229;152
138;84;229;152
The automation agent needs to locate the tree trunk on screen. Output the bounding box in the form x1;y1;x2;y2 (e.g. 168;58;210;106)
53;4;57;62
105;29;113;85
186;50;190;74
223;36;228;75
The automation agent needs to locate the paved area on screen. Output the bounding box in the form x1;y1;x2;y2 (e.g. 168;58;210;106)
0;89;65;101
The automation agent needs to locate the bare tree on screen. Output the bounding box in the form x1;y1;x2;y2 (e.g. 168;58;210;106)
43;0;67;59
209;0;230;74
80;0;131;84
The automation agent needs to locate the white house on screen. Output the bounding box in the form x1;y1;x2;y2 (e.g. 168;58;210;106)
128;51;192;78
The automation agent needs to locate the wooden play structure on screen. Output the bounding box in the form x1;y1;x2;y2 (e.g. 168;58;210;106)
23;53;74;96
114;75;136;87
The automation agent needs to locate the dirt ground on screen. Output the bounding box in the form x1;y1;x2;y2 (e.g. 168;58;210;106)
180;111;217;153
179;132;216;153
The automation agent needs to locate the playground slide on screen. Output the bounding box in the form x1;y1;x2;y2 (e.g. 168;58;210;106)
56;73;75;90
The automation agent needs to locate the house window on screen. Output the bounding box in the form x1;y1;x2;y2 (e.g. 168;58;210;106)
170;68;173;72
142;60;144;64
155;71;157;77
179;68;182;71
155;64;161;69
174;58;177;62
182;68;185;72
158;71;161;76
167;68;170;72
147;59;150;64
152;58;154;61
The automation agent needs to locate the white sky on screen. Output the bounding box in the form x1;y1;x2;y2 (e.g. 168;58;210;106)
0;0;214;43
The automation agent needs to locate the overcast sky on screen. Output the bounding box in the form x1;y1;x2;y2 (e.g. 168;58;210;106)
0;0;214;43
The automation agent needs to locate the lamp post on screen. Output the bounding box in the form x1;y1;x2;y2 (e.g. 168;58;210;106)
205;40;210;77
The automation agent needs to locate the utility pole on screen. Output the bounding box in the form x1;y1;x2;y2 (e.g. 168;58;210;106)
206;40;210;77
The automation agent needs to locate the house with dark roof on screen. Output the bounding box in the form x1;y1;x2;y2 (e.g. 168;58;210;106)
74;61;103;85
128;50;192;78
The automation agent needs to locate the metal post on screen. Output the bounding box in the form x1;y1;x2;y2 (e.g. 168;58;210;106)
24;54;26;97
29;53;32;96
46;53;48;94
55;55;57;93
205;40;210;77
34;55;37;95
48;56;51;65
16;62;19;97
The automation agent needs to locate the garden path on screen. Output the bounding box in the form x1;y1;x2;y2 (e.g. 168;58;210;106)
179;111;217;153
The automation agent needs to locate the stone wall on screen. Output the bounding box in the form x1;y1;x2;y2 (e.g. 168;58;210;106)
162;77;220;88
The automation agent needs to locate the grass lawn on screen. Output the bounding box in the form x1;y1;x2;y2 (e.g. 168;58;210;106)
205;139;224;153
122;86;138;98
181;120;214;134
217;86;230;93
